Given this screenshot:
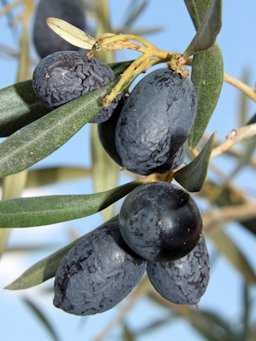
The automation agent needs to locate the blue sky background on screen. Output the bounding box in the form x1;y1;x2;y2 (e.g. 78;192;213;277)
0;1;256;340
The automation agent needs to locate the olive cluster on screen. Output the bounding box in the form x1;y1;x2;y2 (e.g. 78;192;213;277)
54;183;209;316
32;51;210;316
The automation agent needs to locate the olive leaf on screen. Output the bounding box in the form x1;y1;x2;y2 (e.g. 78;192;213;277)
46;17;96;50
0;81;116;178
237;69;250;126
0;60;133;137
22;297;59;341
26;166;91;188
108;60;134;75
5;216;119;290
0;80;50;137
125;26;164;37
202;181;256;235
0;166;91;188
209;229;256;283
185;0;224;148
149;292;240;341
5;237;81;290
123;0;149;28
184;0;222;57
6;243;57;254
188;44;223;148
184;0;212;29
0;181;139;227
174;133;216;192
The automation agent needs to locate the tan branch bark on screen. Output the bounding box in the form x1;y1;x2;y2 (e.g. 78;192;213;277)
203;202;256;234
211;123;256;158
224;73;256;102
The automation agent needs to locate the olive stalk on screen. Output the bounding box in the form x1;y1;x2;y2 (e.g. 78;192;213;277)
46;18;256;104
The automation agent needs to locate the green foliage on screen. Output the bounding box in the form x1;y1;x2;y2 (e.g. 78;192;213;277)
174;133;216;192
6;216;119;290
185;0;224;148
0;80;49;136
5;237;80;289
184;0;222;56
0;60;132;137
209;230;256;283
188;44;224;147
184;0;214;29
0;182;139;227
22;297;59;341
0;81;115;178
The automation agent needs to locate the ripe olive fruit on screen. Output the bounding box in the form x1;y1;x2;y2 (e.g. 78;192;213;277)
54;221;146;315
119;182;202;262
115;67;196;175
32;51;120;122
33;0;86;58
147;234;210;305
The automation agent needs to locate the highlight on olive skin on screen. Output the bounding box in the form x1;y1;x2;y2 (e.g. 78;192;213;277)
119;182;203;262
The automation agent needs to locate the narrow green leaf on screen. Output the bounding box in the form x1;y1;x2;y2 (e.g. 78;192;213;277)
241;281;251;341
0;80;50;137
5;238;80;290
22;297;60;341
202;181;256;235
46;17;96;50
184;0;222;56
237;70;250;127
108;60;134;75
149;293;240;341
184;0;212;29
123;0;149;28
0;181;139;227
247;113;256;125
124;27;164;37
185;0;223;148
5;217;118;290
228;138;256;181
0;166;91;188
188;43;224;148
6;243;57;253
135;315;175;337
174;133;216;192
123;324;135;341
0;81;115;178
210;230;256;283
0;61;132;137
250;329;256;341
188;310;241;341
25;166;91;188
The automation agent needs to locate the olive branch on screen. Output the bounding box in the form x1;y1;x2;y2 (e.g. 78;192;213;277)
46;17;256;105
